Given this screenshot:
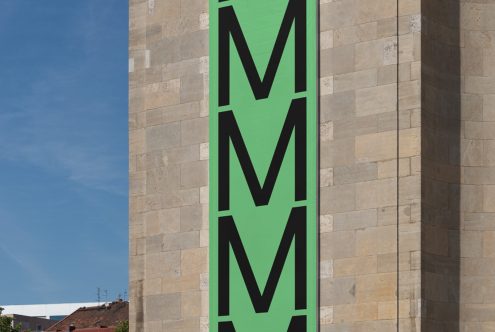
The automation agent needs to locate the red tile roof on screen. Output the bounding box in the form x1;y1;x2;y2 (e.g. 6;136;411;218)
71;328;115;332
46;301;128;332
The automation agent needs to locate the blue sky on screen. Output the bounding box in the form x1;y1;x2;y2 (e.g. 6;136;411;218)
0;1;128;304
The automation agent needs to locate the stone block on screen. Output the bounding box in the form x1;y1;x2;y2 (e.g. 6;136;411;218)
334;22;378;47
398;175;420;205
465;76;495;95
355;273;397;302
145;251;181;280
399;80;421;110
334;303;378;322
463;47;484;76
162;58;200;81
334;256;377;277
461;139;484;167
144;79;181;110
355;131;395;163
145;293;181;321
321;260;334;279
181;204;203;231
356;225;397;256
321;138;356;168
181;74;204;103
321;91;356;122
149;38;181;67
161;144;200;165
182;291;201;318
483;185;495;212
460;185;483;213
400;128;421;158
461;231;483;258
464;167;495;185
181;160;208;189
320;30;334;49
333;163;377;185
324;45;356;76
321;121;334;142
356;0;397;23
462;93;483;122
181;117;208;145
355;178;397;209
146;165;180;194
159;208;181;234
334;69;378;93
332;114;378;139
321;231;356;260
355;37;395;70
181;247;208;276
162;318;199;332
200;143;209;161
333;209;377;231
320;1;357;31
146;122;181;152
320;306;334;325
162;274;199;294
146;235;162;254
321;76;334;97
484;232;495;257
483;140;495;167
180;30;208;60
321;214;334;233
143;278;162;296
356;84;397;116
320;167;334;187
162;231;199;252
377;18;397;38
200;186;208;205
321;184;356;214
321;277;356;306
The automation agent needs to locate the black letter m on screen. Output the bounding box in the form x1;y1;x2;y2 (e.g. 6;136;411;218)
218;206;307;315
219;0;307;106
218;98;306;211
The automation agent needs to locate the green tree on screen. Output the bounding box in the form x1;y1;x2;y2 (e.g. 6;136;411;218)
0;308;21;332
115;321;128;332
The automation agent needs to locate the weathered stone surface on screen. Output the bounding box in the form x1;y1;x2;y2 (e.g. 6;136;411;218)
145;293;181;321
127;0;495;329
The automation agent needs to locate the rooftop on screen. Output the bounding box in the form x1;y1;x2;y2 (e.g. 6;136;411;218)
46;301;128;332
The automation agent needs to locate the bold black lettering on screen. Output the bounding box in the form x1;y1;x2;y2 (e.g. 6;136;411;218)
218;97;306;211
219;315;307;332
218;206;307;315
218;0;306;106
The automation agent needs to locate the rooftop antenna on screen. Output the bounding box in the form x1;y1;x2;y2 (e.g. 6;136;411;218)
124;291;128;301
97;287;101;305
104;289;108;304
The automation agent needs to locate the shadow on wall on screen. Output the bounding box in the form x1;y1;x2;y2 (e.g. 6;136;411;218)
421;0;461;331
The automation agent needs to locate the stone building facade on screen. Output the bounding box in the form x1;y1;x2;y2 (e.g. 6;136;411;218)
129;0;495;331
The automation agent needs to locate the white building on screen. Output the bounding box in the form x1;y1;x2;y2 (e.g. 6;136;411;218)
1;303;101;320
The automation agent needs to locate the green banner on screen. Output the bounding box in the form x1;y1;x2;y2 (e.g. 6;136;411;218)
209;0;318;330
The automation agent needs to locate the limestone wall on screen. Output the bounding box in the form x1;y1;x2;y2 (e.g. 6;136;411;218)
129;0;421;331
319;0;421;330
129;0;209;331
459;0;495;329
